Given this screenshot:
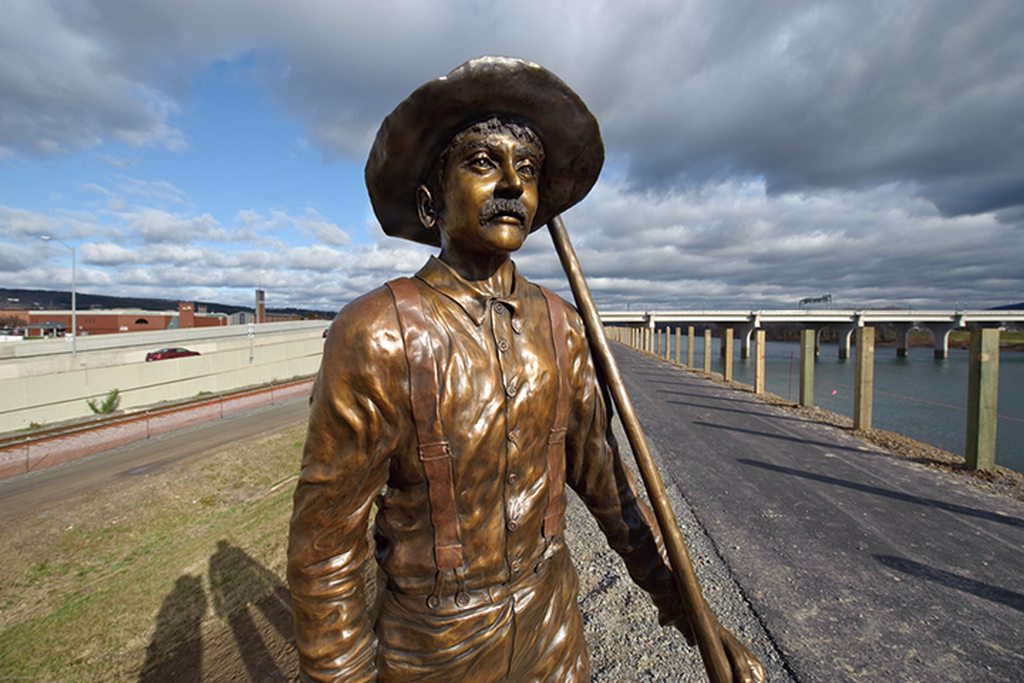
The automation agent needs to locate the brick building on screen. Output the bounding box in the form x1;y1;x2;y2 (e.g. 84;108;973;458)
0;302;227;337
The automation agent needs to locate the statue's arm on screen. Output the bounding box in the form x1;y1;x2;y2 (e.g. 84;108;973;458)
560;305;693;643
287;291;403;682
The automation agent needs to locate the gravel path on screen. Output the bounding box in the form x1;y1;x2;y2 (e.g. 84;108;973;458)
567;415;793;682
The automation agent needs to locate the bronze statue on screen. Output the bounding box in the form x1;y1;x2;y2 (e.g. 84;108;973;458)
288;56;763;682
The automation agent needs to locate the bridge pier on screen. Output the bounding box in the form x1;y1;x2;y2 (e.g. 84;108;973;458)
965;327;1000;471
924;323;955;359
674;327;682;365
737;325;754;359
892;322;915;357
837;324;856;360
813;325;826;357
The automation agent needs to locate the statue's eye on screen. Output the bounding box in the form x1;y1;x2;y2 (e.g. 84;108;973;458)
517;161;537;179
469;154;494;171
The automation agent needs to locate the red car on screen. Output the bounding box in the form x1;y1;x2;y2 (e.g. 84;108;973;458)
146;347;201;362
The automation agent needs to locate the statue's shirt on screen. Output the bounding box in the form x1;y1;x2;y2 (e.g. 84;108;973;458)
288;256;680;681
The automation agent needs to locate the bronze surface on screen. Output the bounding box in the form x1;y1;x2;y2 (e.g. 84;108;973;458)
289;56;762;682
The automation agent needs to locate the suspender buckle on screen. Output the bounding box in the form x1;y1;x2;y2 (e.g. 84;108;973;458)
418;441;451;462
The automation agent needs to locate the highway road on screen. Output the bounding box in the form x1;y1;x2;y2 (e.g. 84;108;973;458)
0;398;309;518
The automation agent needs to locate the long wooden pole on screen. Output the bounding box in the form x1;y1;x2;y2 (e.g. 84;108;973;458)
548;215;731;683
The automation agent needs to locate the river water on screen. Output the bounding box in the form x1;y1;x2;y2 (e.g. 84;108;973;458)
660;336;1023;474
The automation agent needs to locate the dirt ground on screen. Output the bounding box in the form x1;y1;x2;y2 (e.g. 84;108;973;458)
138;578;300;682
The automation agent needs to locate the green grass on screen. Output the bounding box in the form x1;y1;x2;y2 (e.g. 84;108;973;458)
0;425;305;681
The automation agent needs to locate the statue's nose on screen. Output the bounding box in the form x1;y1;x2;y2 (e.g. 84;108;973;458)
495;158;524;197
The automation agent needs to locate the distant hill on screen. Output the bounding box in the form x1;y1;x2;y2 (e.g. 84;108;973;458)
992;301;1024;310
0;288;334;319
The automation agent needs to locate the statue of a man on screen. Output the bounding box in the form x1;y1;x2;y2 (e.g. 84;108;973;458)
288;56;762;682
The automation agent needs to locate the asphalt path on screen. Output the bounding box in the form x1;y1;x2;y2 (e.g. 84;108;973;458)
0;398;309;518
614;344;1024;682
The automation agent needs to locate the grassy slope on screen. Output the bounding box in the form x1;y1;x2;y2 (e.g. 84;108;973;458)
0;425;306;681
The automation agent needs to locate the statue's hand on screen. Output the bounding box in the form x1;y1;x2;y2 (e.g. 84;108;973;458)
719;626;764;683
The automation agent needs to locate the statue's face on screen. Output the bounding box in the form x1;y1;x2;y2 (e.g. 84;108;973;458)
433;128;541;257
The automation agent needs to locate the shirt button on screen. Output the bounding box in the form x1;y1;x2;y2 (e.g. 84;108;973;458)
507;428;519;443
505;379;518;397
506;471;518;483
507;519;519;531
497;338;510;352
511;558;522;573
494;303;507;316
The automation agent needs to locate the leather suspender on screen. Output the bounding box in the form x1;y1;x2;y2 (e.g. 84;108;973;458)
386;277;571;575
540;286;570;539
387;278;464;572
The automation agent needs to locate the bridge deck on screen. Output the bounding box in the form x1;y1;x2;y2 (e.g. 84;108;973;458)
613;343;1024;681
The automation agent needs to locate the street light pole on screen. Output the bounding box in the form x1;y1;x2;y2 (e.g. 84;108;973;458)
40;235;77;357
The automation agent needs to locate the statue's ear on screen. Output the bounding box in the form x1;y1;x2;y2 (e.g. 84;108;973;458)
416;185;436;231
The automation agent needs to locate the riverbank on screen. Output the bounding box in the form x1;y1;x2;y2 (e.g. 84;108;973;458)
911;329;1024;352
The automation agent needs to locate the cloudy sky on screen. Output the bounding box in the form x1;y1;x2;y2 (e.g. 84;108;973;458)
2;0;1022;313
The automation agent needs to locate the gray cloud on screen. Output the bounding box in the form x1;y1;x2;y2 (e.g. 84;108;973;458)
6;1;1021;217
515;178;1024;310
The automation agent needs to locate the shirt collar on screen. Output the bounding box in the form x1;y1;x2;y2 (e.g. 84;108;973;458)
415;256;526;326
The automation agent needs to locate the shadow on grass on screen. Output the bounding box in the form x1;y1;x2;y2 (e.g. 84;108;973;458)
140;575;206;682
138;540;295;682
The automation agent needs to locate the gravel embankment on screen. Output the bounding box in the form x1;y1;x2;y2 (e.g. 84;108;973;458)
567;416;794;682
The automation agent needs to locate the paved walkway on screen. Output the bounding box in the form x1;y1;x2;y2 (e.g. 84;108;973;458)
613;344;1024;681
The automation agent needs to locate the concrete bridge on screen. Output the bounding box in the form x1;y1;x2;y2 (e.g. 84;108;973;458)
600;310;1022;474
599;309;1024;359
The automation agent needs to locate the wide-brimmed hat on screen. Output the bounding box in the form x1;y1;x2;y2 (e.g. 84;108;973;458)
365;56;604;246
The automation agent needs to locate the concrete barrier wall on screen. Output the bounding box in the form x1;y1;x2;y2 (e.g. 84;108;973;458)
0;321;329;434
0;378;314;479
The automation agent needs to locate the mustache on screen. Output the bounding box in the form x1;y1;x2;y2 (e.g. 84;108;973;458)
479;198;528;224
